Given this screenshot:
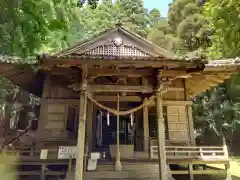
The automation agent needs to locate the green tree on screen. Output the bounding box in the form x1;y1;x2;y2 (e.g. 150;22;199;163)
192;0;240;145
204;0;240;58
147;8;177;52
115;0;149;37
0;0;99;145
0;0;100;57
148;8;162;28
79;0;116;39
167;0;210;55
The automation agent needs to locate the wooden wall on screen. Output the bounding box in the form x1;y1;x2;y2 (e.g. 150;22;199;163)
167;106;189;142
41;103;68;140
36;75;194;147
36;75;79;146
163;79;185;101
149;79;194;145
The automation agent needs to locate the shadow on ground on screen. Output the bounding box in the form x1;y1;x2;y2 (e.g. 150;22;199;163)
174;174;240;180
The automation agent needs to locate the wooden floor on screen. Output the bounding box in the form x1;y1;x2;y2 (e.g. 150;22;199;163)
63;159;229;180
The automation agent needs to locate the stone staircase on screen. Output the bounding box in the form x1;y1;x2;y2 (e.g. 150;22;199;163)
65;162;175;180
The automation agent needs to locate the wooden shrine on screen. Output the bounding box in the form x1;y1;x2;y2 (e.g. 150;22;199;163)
0;26;239;180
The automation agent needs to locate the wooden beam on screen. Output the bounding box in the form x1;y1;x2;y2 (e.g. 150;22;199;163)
40;57;196;68
69;83;184;93
89;85;153;93
148;100;192;106
94;95;142;102
160;70;193;77
168;87;185;92
87;67;151;77
43;99;192;105
43;95;142;104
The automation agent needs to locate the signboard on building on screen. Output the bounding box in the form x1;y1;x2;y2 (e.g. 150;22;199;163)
40;149;48;160
58;146;77;159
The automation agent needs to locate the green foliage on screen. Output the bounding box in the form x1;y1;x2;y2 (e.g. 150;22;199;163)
192;0;240;143
0;0;100;57
78;0;116;39
167;0;210;55
204;0;240;58
115;0;149;37
148;8;162;28
193;76;240;141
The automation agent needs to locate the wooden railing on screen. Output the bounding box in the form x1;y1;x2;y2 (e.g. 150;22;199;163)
0;144;90;180
0;146;70;180
150;139;228;160
0;146;58;158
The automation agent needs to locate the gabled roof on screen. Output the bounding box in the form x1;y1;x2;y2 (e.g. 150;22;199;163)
54;26;175;59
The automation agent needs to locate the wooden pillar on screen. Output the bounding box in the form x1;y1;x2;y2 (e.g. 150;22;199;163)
156;90;168;180
92;107;97;150
36;100;47;145
75;67;88;180
40;164;46;180
143;98;149;153
135;111;141;150
87;101;94;152
115;93;122;171
223;137;232;180
187;105;195;145
225;163;232;180
188;164;194;180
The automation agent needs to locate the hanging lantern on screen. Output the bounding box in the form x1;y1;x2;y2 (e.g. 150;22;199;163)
130;113;134;127
107;111;110;126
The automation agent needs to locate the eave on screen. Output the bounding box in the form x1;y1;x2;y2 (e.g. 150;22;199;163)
0;56;43;97
39;55;202;69
186;58;240;98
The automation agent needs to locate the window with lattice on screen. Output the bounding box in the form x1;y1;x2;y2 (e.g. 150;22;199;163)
84;43;150;57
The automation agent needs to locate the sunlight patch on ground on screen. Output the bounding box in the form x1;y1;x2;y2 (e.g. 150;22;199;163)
207;157;240;179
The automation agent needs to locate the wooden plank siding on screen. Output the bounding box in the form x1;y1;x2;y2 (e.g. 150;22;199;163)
167;106;189;142
37;75;80;145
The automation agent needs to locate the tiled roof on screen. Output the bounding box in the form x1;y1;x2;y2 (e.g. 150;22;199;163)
0;55;38;64
207;57;240;67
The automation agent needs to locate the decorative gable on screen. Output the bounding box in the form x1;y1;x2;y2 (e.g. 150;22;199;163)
84;41;150;57
55;26;174;58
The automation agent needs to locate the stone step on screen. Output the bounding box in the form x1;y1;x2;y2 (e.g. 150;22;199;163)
65;164;175;180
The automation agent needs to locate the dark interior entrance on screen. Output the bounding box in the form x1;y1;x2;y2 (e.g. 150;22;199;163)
95;110;135;149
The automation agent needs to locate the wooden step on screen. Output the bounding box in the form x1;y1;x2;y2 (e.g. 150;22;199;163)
68;162;159;172
66;171;161;180
65;162;175;180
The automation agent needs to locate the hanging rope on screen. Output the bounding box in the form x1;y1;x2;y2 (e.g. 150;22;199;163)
87;93;155;116
86;75;184;116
